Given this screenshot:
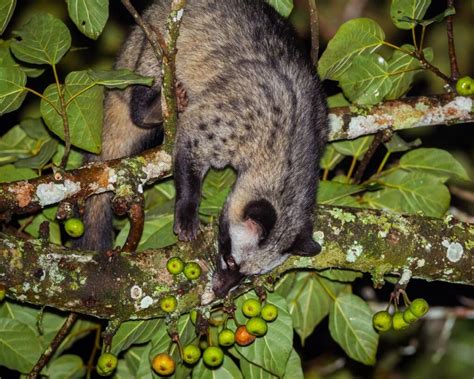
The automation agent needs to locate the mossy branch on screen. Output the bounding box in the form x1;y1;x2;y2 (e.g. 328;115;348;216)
0;205;471;321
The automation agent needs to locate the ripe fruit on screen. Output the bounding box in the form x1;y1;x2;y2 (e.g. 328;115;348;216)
456;76;474;95
218;328;235;347
410;298;429;317
64;218;84;238
392;311;410;330
152;353;176;376
235;325;256;346
96;353;118;376
166;257;184;274
242;298;262;317
182;344;201;365
261;303;278;322
246;317;268;337
202;346;224;367
183;262;202;280
372;310;392;332
160;295;177;313
403;309;418;324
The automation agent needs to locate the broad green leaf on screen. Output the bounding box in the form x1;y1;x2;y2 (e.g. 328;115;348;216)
20;117;51;140
339;54;391;105
66;0;109;40
47;354;85;379
0;40;45;77
363;170;450;217
318;18;385;80
0;318;42;373
239;357;277;379
200;168;236;217
318;269;363;282
116;359;135;379
385;45;433;100
284;349;304;379
53;319;98;356
266;0;293;17
11;13;71;65
15;139;58;169
0;66;26;115
235;293;293;377
329;293;378;365
0;0;16;35
0;165;36;182
418;6;455;26
0;125;36;164
88;69;153;88
400;148;469;181
274;272;296;297
52;145;84;170
383;133;421;153
391;0;431;30
192;356;243;379
40;70;103;153
318;181;364;206
23;213;61;245
123;344;154;379
320;145;344;171
327;93;350;108
111;319;163;355
332;135;374;159
115;213;177;251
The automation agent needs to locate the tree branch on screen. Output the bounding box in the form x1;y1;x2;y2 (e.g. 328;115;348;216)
1;205;471;320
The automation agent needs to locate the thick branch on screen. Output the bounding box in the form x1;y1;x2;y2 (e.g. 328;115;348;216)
1;206;471;320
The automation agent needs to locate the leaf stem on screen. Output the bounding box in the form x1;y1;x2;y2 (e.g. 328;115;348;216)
52;63;71;168
376;151;391;174
446;0;460;81
411;27;418;51
322;168;329;181
315;275;337;301
24;87;61;114
346;156;358;181
66;82;98;106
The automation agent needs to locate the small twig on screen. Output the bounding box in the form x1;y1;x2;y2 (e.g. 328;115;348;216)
122;200;145;252
121;0;167;59
353;130;390;183
449;186;474;203
28;313;78;379
446;0;460;82
308;0;320;65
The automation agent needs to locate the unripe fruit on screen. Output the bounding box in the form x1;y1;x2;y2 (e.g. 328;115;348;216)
96;353;118;376
182;344;201;365
403;309;418;324
261;303;278;322
160;295;177;313
0;286;5;302
64;218;84;238
456;76;474;96
410;298;429;318
152;353;176;376
166;257;184;274
218;328;235;347
246;317;268;337
235;325;256;346
202;346;224;367
184;262;201;280
392;311;410;330
199;339;209;350
242;298;262;317
190;309;198;324
372;310;392;332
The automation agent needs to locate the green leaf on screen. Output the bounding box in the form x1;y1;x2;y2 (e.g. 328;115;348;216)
383;133;421;153
15;139;58;169
40;70;104;153
329;293;378;365
235;293;293;377
275;272;297;298
123;344;154;379
200;168;236;217
0;0;16;35
320;145;344;171
266;0;293;17
363;170;450;217
0;40;45;77
0;164;36;182
115;213;177;251
20;117;50;140
385;45;433;100
52;145;84;170
318;181;364;206
283;349;304;379
192;356;243;379
0;124;36;164
111;319;163;355
318;269;363;282
11;13;71;65
0;66;27;115
88;69;153;88
418;6;455;26
47;354;85;379
0;318;42;373
318;18;385;80
332;135;374;159
327;93;350;108
66;0;109;40
339;54;391;105
23;213;61;244
399;148;469;181
391;0;431;30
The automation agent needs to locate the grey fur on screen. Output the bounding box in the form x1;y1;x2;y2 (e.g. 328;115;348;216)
77;0;328;297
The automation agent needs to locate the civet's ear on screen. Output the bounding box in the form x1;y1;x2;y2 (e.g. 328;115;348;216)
131;85;163;128
290;225;321;256
243;199;277;241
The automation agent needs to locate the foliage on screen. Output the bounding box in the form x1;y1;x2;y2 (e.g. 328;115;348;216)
0;0;471;377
